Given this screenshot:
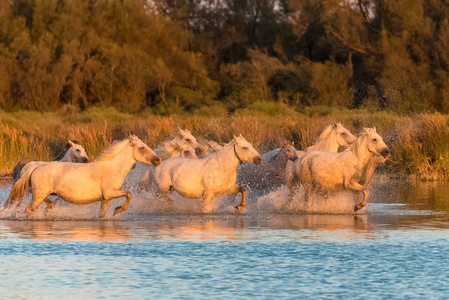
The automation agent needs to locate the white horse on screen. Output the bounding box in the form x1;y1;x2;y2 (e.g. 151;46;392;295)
154;135;263;213
237;141;297;190
262;123;356;161
198;139;223;157
5;135;161;218
294;128;390;212
165;127;203;157
124;127;202;187
12;140;89;183
136;141;198;190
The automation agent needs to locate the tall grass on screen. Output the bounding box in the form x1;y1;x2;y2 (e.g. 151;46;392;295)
1;106;449;180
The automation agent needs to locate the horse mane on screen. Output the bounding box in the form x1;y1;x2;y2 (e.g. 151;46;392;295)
95;139;131;162
315;125;334;143
54;140;81;161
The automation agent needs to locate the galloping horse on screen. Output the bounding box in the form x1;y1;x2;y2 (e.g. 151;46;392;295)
12;140;89;183
262;123;356;162
154;135;263;213
136;141;198;190
295;128;390;212
5;135;161;218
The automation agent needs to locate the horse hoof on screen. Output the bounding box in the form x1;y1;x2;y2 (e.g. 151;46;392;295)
235;205;245;211
354;204;364;212
113;207;124;216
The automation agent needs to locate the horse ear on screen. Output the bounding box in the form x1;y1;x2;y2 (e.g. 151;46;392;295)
291;141;295;146
373;127;377;132
178;127;186;137
333;123;338;128
68;140;75;148
129;135;136;146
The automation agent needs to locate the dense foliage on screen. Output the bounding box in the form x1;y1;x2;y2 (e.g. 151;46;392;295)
2;0;449;113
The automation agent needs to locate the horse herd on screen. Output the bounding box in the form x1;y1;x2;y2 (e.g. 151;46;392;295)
4;124;391;218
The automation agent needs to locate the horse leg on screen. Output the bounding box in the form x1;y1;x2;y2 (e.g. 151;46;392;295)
101;189;132;218
344;180;367;212
113;191;132;216
224;185;246;211
44;198;55;214
25;192;49;217
100;200;111;219
202;193;213;214
355;190;369;212
156;189;175;207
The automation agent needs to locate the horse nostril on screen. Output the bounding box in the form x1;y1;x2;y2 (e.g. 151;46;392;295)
381;148;390;158
152;157;161;166
195;147;203;156
254;156;263;166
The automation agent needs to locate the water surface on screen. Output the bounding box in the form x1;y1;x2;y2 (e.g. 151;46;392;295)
1;178;449;299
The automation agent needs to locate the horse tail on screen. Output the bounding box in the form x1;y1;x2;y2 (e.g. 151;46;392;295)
11;158;33;183
4;165;37;208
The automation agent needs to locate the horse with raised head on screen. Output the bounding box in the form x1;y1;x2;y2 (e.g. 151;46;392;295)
154;135;263;213
12;140;89;183
5;135;161;218
238;141;297;190
294;128;390;212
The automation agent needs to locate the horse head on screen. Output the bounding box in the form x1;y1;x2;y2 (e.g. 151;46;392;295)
176;142;198;159
177;127;203;157
68;140;89;163
365;128;390;159
129;135;161;166
281;141;298;162
233;135;263;166
334;123;357;148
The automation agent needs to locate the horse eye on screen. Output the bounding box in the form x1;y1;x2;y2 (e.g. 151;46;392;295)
186;139;191;142
184;151;189;155
341;132;346;136
242;147;248;150
76;149;81;152
139;146;145;150
373;139;377;142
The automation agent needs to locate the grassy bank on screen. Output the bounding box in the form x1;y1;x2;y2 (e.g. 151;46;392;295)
1;104;449;180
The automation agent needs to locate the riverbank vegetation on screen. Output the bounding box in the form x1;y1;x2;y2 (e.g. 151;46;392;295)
2;0;449;114
1;107;449;180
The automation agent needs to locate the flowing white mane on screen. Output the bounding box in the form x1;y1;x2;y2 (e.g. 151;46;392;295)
95;139;131;162
315;125;334;143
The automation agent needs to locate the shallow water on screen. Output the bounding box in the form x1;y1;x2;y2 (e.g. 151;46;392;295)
1;178;449;299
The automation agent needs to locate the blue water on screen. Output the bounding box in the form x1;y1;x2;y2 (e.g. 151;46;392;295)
1;179;449;299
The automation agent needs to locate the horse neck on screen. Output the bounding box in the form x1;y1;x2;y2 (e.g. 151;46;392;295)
101;145;136;179
351;135;371;166
214;142;240;174
314;129;339;152
59;150;73;162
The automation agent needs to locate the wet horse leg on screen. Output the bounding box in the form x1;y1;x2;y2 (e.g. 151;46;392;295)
344;180;367;212
102;189;132;218
202;193;213;213
226;185;246;211
44;198;55;214
25;192;50;217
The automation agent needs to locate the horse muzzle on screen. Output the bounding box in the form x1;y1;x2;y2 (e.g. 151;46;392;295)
289;155;298;162
75;157;89;163
381;148;391;158
195;147;203;157
253;156;263;166
150;156;161;167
